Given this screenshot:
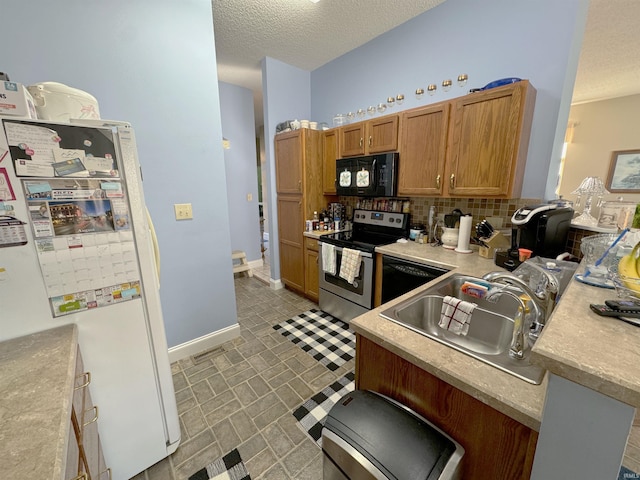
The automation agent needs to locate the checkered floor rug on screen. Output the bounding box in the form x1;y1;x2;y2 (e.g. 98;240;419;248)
293;371;355;447
188;448;250;480
273;309;355;371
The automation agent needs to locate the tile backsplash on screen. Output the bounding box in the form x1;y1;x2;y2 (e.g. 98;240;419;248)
336;196;606;260
340;196;542;230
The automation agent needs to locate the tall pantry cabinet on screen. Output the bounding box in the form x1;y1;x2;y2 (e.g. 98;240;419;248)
275;129;326;295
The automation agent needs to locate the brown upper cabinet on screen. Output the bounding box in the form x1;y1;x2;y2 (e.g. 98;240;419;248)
398;102;450;196
322;129;339;195
275;130;306;194
397;80;536;198
339;115;399;157
445;80;536;197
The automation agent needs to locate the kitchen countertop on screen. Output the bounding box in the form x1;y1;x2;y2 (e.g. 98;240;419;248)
0;324;78;480
531;267;640;407
354;240;640;432
303;229;341;239
351;241;547;431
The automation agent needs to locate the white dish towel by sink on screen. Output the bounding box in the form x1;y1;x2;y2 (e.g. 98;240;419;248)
439;295;477;336
339;248;361;285
322;244;337;275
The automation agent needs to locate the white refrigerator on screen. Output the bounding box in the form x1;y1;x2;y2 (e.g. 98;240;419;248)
0;116;180;478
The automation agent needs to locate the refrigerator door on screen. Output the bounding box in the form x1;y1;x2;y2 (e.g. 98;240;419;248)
0;117;179;478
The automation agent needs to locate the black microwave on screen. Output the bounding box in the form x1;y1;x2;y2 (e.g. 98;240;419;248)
335;152;398;197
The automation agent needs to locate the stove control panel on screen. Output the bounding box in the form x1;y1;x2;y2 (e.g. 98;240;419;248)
353;209;409;229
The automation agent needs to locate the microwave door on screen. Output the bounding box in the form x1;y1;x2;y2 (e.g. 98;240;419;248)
376;153;398;196
355;156;374;196
336;158;356;195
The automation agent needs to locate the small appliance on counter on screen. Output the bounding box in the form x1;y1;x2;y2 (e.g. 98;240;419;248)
495;204;573;271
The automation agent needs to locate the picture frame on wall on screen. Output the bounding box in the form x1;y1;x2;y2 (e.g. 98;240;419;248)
606;149;640;193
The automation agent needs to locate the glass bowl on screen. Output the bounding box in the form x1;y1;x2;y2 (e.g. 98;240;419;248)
579;233;629;282
609;263;640;300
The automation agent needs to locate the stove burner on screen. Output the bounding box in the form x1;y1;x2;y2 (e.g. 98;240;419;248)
319;209;410;253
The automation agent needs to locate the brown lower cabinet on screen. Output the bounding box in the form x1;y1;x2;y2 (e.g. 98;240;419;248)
66;347;109;480
304;237;320;302
355;335;538;480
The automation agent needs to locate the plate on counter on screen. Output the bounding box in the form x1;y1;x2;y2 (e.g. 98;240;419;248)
575;274;615;289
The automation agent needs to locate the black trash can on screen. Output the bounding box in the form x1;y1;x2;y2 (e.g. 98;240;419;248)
322;390;464;480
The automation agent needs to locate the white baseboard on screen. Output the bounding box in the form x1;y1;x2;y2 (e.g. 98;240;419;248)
168;323;241;363
248;258;263;270
270;278;284;290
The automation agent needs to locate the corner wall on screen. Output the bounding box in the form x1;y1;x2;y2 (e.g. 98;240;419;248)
310;0;589;200
1;0;238;348
558;94;640;207
219;82;262;263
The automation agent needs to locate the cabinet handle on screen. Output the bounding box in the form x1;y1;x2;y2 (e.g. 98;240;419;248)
74;371;91;390
298;180;301;191
99;468;112;480
83;405;99;427
436;174;441;189
368;136;372;147
450;173;455;189
359;137;363;148
72;474;88;480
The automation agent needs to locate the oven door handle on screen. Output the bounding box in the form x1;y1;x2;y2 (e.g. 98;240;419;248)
320;243;373;259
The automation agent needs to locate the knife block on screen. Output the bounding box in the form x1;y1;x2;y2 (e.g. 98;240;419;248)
478;231;510;259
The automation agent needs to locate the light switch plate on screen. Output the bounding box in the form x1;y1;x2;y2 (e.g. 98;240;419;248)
247;193;253;202
174;203;193;220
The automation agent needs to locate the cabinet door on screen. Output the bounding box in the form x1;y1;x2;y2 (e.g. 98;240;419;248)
304;238;319;302
356;335;538;479
398;104;449;196
82;399;100;478
277;195;304;292
65;413;81;480
322;129;339;195
339;123;366;157
446;81;534;197
275;131;303;194
368;115;399;153
69;347;108;480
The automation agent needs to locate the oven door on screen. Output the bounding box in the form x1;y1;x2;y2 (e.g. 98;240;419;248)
319;243;374;309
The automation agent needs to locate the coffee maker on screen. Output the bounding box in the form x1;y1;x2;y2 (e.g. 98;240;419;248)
495;204;574;271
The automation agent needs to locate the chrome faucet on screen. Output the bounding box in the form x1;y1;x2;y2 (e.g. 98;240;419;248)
484;289;529;359
483;264;559;339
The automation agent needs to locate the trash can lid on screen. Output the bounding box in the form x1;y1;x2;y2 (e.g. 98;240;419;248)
323;390;458;480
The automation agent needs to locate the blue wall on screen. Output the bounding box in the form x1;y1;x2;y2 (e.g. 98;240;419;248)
310;0;589;200
262;57;312;281
219;82;262;263
2;0;238;348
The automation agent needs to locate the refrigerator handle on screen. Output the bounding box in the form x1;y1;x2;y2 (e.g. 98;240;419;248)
147;208;161;289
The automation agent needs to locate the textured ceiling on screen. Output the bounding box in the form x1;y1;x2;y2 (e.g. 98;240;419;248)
572;0;640;104
212;0;640;123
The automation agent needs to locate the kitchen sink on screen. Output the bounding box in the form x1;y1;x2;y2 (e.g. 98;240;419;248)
379;274;546;384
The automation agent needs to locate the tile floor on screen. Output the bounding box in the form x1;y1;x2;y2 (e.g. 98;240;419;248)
131;264;640;479
131;273;353;480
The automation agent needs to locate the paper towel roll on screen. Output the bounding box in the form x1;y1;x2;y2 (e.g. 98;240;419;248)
455;215;473;253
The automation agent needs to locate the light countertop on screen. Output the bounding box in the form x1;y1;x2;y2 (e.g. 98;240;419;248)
351;242;546;430
351;240;640;431
303;229;342;239
531;266;640;407
0;324;78;480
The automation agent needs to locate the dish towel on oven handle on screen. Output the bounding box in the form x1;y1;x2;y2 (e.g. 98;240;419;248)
322;243;337;275
339;247;362;285
438;295;477;336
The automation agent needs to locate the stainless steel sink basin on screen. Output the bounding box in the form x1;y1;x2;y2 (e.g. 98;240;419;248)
379;274;546;384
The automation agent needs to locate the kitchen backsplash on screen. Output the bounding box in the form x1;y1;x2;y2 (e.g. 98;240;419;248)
339;196;542;230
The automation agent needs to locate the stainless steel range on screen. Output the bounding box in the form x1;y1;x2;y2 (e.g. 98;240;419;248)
318;209;410;322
